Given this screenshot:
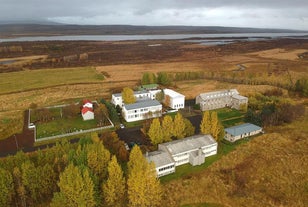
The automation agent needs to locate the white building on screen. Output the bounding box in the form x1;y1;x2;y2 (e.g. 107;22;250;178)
163;89;185;110
81;107;94;121
224;123;263;142
122;100;162;122
146;134;217;177
146;151;175;177
196;89;248;111
111;90;161;107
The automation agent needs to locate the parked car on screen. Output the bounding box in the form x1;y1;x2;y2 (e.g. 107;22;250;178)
120;124;125;129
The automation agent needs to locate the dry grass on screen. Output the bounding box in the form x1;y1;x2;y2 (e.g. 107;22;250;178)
163;113;308;207
248;48;308;61
0;67;103;94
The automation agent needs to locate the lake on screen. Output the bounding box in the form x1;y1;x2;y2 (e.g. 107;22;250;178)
0;33;307;42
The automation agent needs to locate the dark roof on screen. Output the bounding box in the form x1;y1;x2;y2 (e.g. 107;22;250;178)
123;100;161;110
225;123;262;136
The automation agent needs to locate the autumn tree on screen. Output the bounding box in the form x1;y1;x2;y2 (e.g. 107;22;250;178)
164;94;171;107
127;146;162;207
157;72;171;86
0;168;13;207
161;115;173;142
142;72;157;84
86;142;111;180
200;111;211;135
184;118;195;137
51;164;96;207
155;90;164;102
103;156;126;207
148;118;163;145
122;87;136;104
210;112;224;142
173;113;186;139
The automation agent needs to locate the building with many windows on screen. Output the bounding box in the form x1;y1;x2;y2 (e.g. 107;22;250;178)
163;89;185;110
122;99;162;122
196;89;248;111
146;134;217;177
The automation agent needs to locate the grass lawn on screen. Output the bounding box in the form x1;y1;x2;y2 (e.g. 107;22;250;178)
160;139;249;183
0;67;103;94
36;117;98;139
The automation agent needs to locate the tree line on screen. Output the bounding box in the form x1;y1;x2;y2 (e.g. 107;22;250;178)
146;113;195;145
0;132;162;207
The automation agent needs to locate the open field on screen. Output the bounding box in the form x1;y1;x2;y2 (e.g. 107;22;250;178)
0;38;307;140
0;67;103;94
162;113;308;207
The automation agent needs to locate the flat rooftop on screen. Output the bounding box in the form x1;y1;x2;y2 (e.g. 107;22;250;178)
164;89;185;98
160;134;217;155
146;151;174;168
124;99;161;110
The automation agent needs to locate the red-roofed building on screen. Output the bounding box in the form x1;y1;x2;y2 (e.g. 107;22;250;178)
82;99;93;109
81;107;94;121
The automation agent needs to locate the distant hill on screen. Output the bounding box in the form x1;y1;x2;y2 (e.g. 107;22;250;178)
0;24;306;37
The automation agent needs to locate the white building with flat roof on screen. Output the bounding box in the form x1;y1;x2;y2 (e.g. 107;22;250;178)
146;134;217;177
122;100;162;122
163;89;185;110
196;89;247;111
224;123;263;142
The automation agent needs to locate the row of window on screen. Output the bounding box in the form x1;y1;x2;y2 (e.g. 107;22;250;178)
158;165;175;172
205;92;234;99
173;103;184;108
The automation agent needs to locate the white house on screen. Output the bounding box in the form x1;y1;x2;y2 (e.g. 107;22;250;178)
196;89;247;111
145;151;175;177
163;89;185;110
146;134;217;177
111;90;161;108
224;123;263;142
81;107;94;121
122;100;162;122
82;100;93;109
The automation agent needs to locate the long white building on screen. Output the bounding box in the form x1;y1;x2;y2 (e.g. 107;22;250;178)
163;89;185;110
146;134;217;177
122;100;162;122
224;123;263;142
196;89;248;111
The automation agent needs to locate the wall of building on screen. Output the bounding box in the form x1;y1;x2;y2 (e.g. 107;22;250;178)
123;105;162;122
156;163;175;177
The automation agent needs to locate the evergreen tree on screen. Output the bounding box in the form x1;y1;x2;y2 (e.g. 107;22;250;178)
173;113;186;139
122;87;136;104
200;111;211;135
103;156;126;207
51;164;96;207
0;168;13;207
161;115;173;142
127;146;162;207
148;118;163;145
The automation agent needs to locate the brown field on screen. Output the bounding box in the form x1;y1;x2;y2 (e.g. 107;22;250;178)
0;38;307;140
163;114;308;207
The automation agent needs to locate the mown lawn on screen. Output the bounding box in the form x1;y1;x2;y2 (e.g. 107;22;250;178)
214;108;245;127
0;67;103;94
36;117;98;139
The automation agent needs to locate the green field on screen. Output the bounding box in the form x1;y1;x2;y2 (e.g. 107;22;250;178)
0;67;103;94
214;108;245;127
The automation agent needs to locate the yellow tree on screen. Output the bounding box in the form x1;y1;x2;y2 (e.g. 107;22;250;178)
148;118;163;145
103;156;126;207
184;118;195;137
173;113;186;139
127;146;162;207
200;111;211;135
0;168;13;207
51;164;96;207
122;87;136;104
210;111;224;142
162;115;173;142
86;142;111;181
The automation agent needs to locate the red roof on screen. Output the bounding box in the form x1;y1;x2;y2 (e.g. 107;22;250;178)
81;107;93;115
83;99;92;105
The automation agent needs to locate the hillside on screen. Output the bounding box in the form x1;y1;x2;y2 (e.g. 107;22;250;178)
0;24;306;37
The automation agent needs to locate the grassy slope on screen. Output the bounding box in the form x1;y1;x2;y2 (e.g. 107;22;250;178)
163;113;308;207
0;67;103;94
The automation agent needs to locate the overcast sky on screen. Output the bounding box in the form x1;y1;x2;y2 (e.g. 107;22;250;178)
1;0;308;30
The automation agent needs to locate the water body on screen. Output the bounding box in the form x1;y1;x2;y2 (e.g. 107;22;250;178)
0;33;307;42
0;60;17;65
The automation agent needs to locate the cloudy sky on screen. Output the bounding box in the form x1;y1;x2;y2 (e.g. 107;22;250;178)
1;0;308;30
